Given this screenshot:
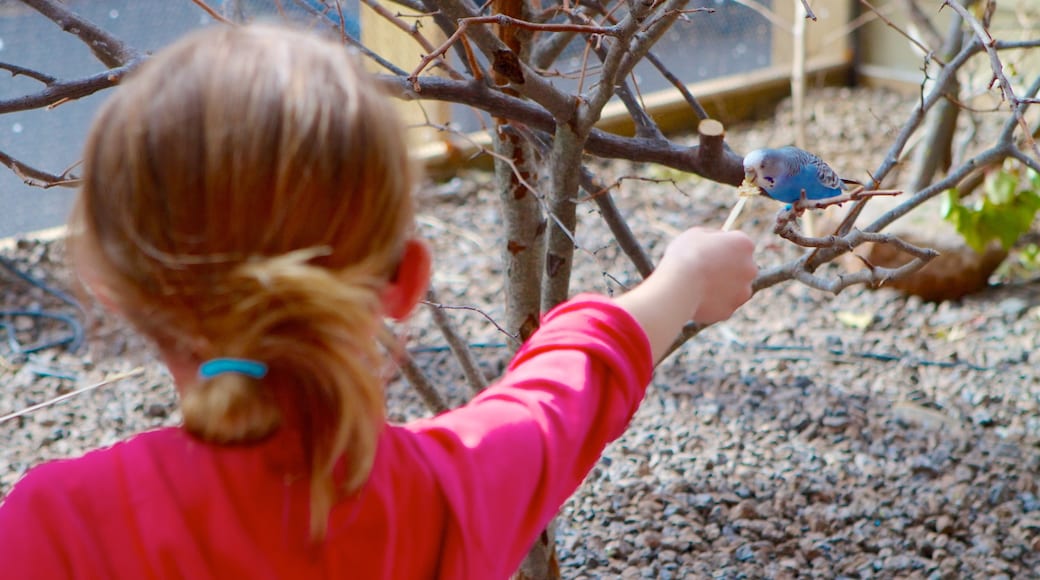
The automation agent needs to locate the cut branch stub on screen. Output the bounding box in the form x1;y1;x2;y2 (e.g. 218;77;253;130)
696;118;726;169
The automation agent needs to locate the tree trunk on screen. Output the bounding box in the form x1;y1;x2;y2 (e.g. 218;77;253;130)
540;125;584;312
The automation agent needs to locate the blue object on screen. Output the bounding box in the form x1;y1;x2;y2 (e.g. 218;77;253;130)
198;358;269;380
742;146;847;203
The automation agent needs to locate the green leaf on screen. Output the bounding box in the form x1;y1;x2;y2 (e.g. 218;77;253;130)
943;163;1040;254
980;210;1021;250
1020;190;1040;212
985;169;1018;205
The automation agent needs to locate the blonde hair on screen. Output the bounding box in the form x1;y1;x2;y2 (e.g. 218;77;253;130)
69;24;416;536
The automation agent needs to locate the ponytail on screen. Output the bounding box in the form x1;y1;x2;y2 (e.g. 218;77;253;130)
181;373;282;444
183;249;390;536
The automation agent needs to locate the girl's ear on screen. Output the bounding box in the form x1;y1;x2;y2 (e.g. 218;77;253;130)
381;238;431;320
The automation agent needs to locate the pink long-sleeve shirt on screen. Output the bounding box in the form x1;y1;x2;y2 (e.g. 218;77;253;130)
0;294;653;578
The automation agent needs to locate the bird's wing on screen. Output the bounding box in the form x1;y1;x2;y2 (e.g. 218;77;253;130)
813;159;842;190
787;148;842;189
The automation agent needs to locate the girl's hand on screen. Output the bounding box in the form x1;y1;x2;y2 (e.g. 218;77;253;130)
615;227;757;362
658;227;757;324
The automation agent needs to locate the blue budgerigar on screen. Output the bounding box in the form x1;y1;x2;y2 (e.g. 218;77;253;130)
742;146;851;203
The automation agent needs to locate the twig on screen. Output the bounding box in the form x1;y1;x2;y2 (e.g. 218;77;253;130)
832;35;987;234
0;368;145;426
385;326;449;414
424;288;489;394
578;168;656;279
358;0;462;80
0;64;135;115
798;0;817;21
858;0;942;64
897;0;942;49
644;52;710;121
0;150;80;188
942;0;1040;160
791;255;934;294
188;0;234;25
21;0;144;67
0;62;56;84
409;14;623;88
420;300;520;346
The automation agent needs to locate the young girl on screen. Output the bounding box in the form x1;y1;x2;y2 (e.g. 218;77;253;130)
0;24;757;578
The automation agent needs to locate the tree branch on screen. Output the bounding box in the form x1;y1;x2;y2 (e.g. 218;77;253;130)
0;64;134;114
0;62;56;84
384;74;745;185
20;0;144;67
0;149;80;188
942;0;1040;160
424;289;489;394
386;325;449;414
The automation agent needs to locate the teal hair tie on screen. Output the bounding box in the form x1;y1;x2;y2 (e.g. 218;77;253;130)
198;358;268;380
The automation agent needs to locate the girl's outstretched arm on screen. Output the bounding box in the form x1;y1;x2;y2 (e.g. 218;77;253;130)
399;227;756;577
615;227;757;362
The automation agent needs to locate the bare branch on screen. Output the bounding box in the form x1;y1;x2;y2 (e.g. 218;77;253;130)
0;62;56;84
864;74;1040;236
581;0;661;123
20;0;144;67
423;290;490;394
798;0;817;21
188;0;233;24
0;64;134;115
566;8;664;140
386;325;449;414
792;256;934;294
579;169;656;279
834;36;988;234
419;300;520;346
385;74;746;185
859;0;941;64
600;1;691;123
360;0;463;80
644;51;710;121
0;150;80;188
897;0;942;49
409;13;624;90
430;0;586;124
943;0;1040;159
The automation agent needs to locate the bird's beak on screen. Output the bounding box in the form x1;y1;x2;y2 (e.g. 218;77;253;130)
744;168;756;183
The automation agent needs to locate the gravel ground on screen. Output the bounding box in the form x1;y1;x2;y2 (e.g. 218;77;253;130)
1;87;1039;578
